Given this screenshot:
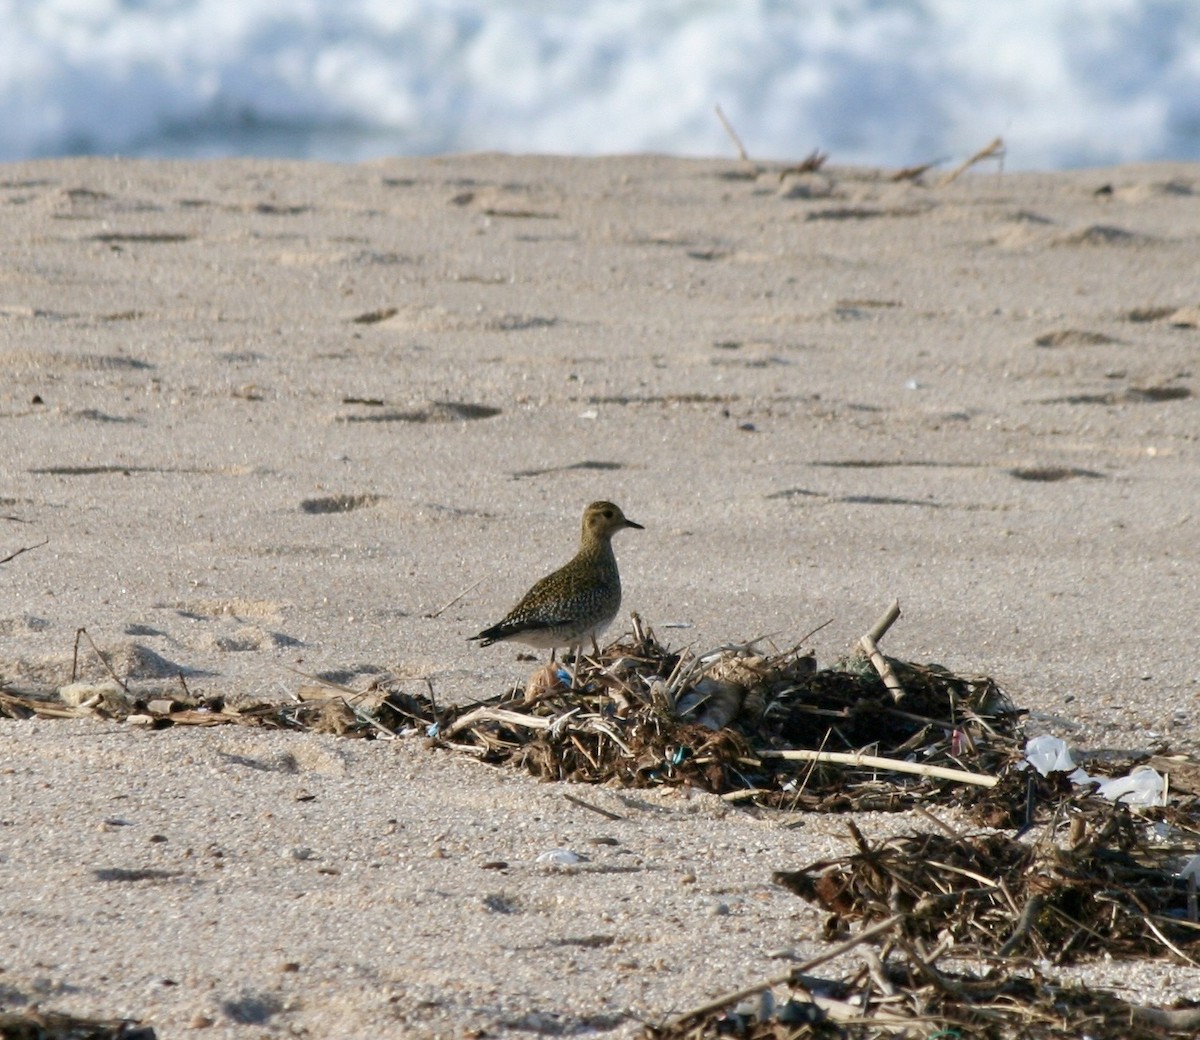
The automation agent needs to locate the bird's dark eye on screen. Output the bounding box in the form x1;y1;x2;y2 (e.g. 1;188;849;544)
603;510;613;519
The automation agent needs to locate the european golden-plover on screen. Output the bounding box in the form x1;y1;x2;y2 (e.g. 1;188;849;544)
469;501;643;687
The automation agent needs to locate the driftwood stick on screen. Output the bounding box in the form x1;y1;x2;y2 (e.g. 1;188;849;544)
1143;915;1200;967
629;611;648;646
861;633;906;703
890;160;937;182
758;748;998;788
70;627;130;693
659;914;904;1029
939;136;1005;186
866;599;901;643
860;947;897;997
562;792;625;821
443;705;556;738
860;600;905;703
778;149;829;180
714;104;750;163
894;936;969;998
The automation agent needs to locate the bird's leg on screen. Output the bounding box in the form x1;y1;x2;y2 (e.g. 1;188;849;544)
590;634;601;658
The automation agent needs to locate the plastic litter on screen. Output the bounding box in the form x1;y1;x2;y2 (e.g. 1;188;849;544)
1023;734;1077;775
535;848;587;866
1094;768;1165;807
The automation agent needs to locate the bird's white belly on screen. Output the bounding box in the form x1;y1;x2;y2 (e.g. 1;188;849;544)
512;617;612;650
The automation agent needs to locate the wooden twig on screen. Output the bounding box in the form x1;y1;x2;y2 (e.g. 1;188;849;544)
860;599;906;703
861;632;906;703
341;698;399;740
562;792;625;821
587;718;633;756
789;727;833;808
938;136;1005;186
860;947;897;997
1143;915;1200;967
714;104;750;163
890;161;938;182
629;611;648;645
720;788;770;802
865;600;901;643
797;616;835;645
778;149;828;180
758;748;998;788
443;705;560;738
284;665;362;697
659;914;904;1029
424;577;483;619
0;539;47;565
70;627;130;692
913;805;961;839
894;936;969;999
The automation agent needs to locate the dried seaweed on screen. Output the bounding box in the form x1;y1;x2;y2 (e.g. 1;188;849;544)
646;946;1200;1040
774;812;1200;964
415;610;1022;812
0;1008;155;1040
647;797;1200;1038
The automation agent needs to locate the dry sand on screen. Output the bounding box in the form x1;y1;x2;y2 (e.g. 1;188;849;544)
1;154;1198;1036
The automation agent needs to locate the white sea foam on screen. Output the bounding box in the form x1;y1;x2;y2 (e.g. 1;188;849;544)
2;0;1198;169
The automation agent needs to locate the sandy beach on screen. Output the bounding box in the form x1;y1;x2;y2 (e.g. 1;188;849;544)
1;154;1198;1036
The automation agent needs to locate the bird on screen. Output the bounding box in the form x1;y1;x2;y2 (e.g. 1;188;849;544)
469;501;643;688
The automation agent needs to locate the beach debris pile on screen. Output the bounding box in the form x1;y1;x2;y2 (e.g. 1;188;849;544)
644;930;1200;1040
411;603;1028;814
6;607;1200;1038
0;604;1025;812
0;1007;156;1040
775;813;1198;964
0;606;1180;824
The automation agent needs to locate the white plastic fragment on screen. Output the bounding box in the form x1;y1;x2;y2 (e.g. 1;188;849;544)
535;848;586;866
1094;767;1165;807
1022;735;1078;776
1024;736;1168;807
